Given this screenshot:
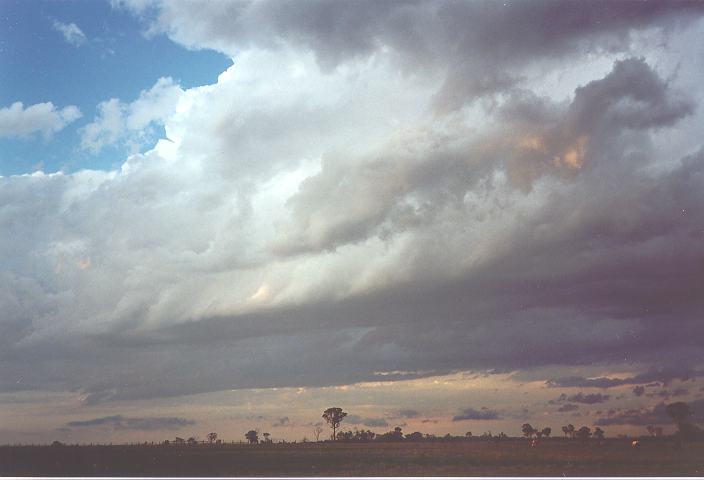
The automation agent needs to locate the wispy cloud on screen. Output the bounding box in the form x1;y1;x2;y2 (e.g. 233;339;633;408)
344;415;389;428
65;415;195;431
547;369;703;389
452;408;501;421
52;20;87;47
272;416;290;427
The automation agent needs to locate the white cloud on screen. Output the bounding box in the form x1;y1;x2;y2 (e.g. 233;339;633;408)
52;20;87;47
80;77;183;153
0;101;81;139
79;99;125;152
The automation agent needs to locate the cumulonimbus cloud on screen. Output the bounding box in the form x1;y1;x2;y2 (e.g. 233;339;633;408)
1;3;704;409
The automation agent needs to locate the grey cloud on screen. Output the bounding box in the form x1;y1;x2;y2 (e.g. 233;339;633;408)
548;369;704;389
633;386;646;397
501;57;693;191
344;415;388;428
569;57;693;133
549;392;609;405
650;387;690;399
140;0;704;110
65;415;195;431
595;403;670;426
596;399;704;426
344;415;362;424
2;12;704;409
361;418;389;428
548;394;568;405
452;407;500;421
272;416;290;427
567;393;610;404
398;409;420;418
558;404;579;413
274;58;693;254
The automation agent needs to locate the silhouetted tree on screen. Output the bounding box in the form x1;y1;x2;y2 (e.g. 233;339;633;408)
541;427;551;438
575;426;591;441
521;423;536;439
245;430;259;444
262;432;271;443
562;424;575;439
336;430;353;441
377;426;404;441
207;432;218;444
593;427;605;442
406;431;424;441
187;437;197;445
666;402;692;424
666;401;701;442
354;429;375;441
322;407;347;440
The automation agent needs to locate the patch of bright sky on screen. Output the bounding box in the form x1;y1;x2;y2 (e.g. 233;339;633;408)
0;0;231;175
4;367;699;443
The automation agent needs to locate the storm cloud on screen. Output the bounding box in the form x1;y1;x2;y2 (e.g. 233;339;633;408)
2;1;704;418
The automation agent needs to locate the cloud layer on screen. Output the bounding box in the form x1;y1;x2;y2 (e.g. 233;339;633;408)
2;1;704;415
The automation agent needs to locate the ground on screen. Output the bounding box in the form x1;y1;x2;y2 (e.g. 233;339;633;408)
1;439;703;476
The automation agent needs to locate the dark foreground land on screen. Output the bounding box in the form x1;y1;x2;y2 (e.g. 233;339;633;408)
2;439;703;476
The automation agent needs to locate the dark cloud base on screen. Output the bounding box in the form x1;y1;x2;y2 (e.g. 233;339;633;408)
452;408;501;422
65;415;195;431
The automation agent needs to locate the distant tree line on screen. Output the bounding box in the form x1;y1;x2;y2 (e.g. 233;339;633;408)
44;401;701;448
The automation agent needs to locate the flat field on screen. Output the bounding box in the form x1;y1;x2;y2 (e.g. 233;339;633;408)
1;439;703;476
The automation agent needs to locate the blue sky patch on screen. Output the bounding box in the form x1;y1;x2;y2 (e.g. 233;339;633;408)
0;0;231;175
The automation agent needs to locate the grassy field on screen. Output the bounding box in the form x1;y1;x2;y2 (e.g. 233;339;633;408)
1;439;703;476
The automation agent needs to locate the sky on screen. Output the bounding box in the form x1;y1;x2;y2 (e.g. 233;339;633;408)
1;0;704;444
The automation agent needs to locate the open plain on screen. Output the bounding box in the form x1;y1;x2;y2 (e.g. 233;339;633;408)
1;439;703;477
